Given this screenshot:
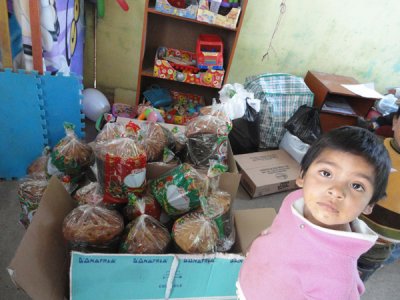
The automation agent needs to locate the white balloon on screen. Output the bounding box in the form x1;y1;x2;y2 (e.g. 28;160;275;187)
82;88;110;122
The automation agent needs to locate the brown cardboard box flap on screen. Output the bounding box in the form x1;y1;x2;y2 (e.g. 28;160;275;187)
8;176;74;300
234;208;276;253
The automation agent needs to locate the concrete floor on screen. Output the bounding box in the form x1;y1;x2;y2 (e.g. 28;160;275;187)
1;121;399;298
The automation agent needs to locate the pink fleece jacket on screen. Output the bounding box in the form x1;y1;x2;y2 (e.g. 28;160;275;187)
238;189;378;300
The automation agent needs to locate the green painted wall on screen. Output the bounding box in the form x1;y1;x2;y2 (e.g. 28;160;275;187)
85;0;400;103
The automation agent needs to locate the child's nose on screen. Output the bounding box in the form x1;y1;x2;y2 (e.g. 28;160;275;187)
327;186;345;199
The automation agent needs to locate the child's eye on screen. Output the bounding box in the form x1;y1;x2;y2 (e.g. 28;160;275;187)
319;170;331;177
352;183;365;192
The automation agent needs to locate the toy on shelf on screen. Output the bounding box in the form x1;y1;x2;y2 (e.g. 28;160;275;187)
218;0;240;15
137;106;165;123
164;91;205;125
154;47;225;88
155;0;199;20
111;103;137;118
196;34;224;70
197;0;241;29
143;85;172;108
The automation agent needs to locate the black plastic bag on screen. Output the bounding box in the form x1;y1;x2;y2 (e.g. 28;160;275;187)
229;99;260;154
284;105;322;145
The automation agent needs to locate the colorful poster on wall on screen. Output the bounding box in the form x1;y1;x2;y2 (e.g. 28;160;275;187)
12;0;84;75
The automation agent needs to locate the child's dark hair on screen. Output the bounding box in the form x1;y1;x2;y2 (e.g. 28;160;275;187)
300;126;391;204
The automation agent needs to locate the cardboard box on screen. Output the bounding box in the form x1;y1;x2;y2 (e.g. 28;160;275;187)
7;176;276;299
234;208;276;254
235;149;301;198
7;140;241;299
70;208;276;300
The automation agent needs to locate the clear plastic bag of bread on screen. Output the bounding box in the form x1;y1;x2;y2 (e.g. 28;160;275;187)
137;122;168;162
207;190;235;252
27;147;50;179
201;160;235;251
62;197;124;253
18;177;49;228
73;181;103;205
149;163;208;216
51;123;94;177
185;114;230;168
172;212;219;254
123;192;161;222
95;121;128;144
119;194;170;254
94;137;147;204
199;103;232;132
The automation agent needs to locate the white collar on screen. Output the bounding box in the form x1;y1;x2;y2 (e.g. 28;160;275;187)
291;197;378;243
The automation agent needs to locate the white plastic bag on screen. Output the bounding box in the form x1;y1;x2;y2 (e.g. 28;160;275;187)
218;83;260;120
376;94;399;115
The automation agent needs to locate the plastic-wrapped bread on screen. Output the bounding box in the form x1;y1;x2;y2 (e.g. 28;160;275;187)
94;137;147;204
197;190;231;218
27;147;50;179
73;181;103;205
95;122;128;143
123;193;161;221
119;214;170;254
18;178;49;228
62;204;124;253
150;163;207;216
51;123;93;177
172;212;219;254
138;122;168;162
185;115;230;168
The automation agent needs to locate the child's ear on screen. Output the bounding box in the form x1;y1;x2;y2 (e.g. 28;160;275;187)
296;176;304;188
363;204;375;215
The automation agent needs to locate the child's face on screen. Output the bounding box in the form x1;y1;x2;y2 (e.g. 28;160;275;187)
296;148;375;231
393;115;400;145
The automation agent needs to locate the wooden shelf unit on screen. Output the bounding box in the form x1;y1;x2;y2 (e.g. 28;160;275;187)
304;71;380;132
136;0;248;105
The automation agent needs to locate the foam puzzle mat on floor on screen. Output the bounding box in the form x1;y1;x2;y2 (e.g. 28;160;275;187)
0;69;47;179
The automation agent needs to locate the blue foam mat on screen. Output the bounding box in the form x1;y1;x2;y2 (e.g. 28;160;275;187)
0;69;47;179
41;72;85;148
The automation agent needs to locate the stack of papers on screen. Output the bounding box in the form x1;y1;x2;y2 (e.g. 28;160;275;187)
341;83;384;99
322;98;356;115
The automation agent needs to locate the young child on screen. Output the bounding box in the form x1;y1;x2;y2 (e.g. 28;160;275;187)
358;106;400;281
237;126;391;300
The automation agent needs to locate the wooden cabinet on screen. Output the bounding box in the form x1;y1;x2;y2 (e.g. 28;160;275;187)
304;71;380;132
135;0;248;105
